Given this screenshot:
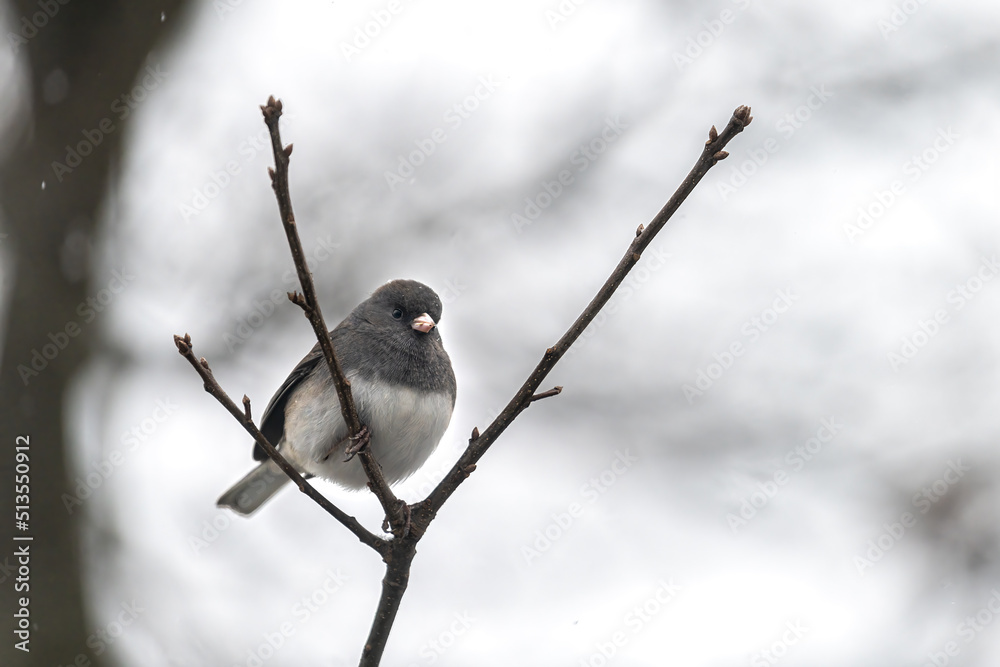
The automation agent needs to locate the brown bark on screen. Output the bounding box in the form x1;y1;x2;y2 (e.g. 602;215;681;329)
0;3;190;664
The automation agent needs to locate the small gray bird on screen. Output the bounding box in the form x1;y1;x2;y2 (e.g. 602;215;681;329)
218;279;456;516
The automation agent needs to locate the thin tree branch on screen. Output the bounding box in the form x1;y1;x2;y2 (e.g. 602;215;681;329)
260;96;409;537
359;104;753;664
411;104;754;529
360;539;416;664
529;386;563;403
172;333;389;556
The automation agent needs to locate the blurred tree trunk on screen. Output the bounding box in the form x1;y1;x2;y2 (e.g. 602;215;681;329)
0;2;189;664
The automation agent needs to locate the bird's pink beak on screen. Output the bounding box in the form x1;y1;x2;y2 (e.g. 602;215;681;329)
411;313;436;333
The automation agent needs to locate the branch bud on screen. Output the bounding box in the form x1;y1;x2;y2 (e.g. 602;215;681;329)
734;105;753;126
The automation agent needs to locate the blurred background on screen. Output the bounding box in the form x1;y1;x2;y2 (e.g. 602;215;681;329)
1;0;999;665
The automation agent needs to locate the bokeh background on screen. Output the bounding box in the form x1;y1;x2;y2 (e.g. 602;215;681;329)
2;0;999;665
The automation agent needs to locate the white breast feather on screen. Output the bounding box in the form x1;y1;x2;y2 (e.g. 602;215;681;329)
281;373;452;490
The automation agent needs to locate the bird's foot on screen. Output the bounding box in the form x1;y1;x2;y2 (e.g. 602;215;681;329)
382;500;411;539
317;425;370;463
342;425;371;462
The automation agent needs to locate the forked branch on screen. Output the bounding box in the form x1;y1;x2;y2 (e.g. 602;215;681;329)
177;99;752;667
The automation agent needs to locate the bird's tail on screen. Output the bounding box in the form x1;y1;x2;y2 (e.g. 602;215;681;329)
217;458;290;516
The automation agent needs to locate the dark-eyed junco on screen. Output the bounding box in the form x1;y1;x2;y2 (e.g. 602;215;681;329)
218;279;456;516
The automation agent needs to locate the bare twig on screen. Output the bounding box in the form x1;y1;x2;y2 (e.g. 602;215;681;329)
172;334;389;556
412;104;754;527
367;105;753;664
260;96;409;537
528;386;563;403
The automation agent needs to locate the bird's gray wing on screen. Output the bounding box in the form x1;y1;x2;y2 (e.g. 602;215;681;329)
253;344;325;461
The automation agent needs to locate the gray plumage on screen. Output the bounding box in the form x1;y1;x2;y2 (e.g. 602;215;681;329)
217;280;456;516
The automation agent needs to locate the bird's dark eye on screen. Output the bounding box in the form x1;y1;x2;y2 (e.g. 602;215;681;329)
391;308;403;320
